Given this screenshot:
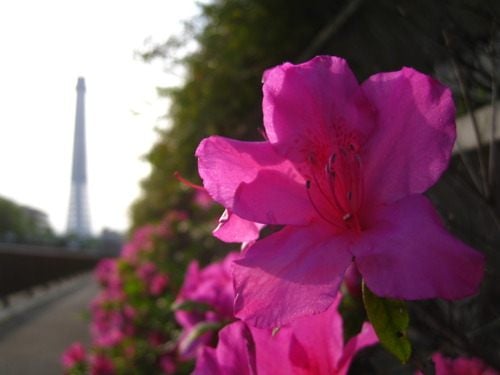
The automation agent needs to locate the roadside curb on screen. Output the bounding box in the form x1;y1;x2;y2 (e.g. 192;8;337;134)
0;273;93;327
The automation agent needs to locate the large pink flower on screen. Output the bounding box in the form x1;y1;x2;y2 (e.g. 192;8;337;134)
194;295;377;375
196;55;484;328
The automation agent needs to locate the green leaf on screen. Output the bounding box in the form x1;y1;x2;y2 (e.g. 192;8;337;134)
362;282;412;363
178;321;223;354
171;299;212;313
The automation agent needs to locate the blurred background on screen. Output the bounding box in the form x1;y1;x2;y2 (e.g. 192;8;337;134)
0;0;499;374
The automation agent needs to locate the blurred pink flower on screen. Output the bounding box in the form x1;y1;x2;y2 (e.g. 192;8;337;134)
196;55;485;328
175;252;238;359
149;273;169;296
159;353;177;374
194;295;377;375
93;260;122;303
121;224;157;261
61;342;86;370
416;353;499;375
90;354;115;375
157;210;190;238
94;258;119;287
137;261;158;283
148;331;167;347
90;301;135;348
194;188;214;209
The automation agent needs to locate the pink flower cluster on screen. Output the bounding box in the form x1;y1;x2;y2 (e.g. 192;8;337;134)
194;295;377;375
137;261;169;296
61;342;86;373
175;252;239;359
171;251;378;374
62;215;180;374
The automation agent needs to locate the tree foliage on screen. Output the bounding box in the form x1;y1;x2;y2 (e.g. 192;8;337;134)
132;0;500;232
0;196;55;244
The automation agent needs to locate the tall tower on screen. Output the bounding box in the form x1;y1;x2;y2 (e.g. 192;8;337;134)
67;77;91;237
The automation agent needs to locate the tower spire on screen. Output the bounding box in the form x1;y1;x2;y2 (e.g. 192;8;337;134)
67;77;91;237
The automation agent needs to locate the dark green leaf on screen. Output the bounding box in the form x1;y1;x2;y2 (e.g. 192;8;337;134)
362;282;412;363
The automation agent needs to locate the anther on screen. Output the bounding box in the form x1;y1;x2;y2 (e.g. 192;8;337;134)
342;213;352;221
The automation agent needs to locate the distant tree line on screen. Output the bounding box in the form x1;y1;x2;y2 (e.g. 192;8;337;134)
0;195;123;255
0;195;56;245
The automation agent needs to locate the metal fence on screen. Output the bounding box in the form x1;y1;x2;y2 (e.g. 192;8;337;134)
0;243;100;306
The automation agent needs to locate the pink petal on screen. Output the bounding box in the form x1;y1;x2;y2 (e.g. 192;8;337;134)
262;55;375;167
353;195;484;300
250;296;376;375
251;326;292;374
213;210;264;243
193;321;255;375
196;136;312;225
233;169;314;225
285;296;344;373
174;261;200;329
361;68;456;205
194;348;219;375
193;348;221;375
337;323;378;374
263;55;371;144
234;222;352;328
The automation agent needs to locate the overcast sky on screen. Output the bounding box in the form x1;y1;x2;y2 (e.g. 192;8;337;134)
0;0;199;234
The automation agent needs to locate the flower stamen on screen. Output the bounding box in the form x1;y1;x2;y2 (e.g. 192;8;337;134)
306;140;364;233
306;180;344;230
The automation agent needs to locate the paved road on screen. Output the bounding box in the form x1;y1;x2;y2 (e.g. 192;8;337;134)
0;274;98;374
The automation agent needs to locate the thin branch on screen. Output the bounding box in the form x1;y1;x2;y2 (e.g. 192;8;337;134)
447;168;500;233
297;0;365;62
454;141;484;194
411;303;469;353
443;30;490;198
467;316;500;339
453;62;489;197
487;29;498;195
411;302;500;370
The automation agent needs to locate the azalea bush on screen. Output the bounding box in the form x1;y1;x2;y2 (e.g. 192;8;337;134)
62;220;179;374
61;206;219;375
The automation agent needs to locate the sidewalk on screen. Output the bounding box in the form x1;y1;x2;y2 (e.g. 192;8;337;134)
0;273;98;374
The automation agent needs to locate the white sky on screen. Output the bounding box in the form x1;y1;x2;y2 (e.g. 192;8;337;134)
0;1;199;234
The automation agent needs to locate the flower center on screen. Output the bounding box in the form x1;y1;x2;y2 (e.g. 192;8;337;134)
305;138;363;233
